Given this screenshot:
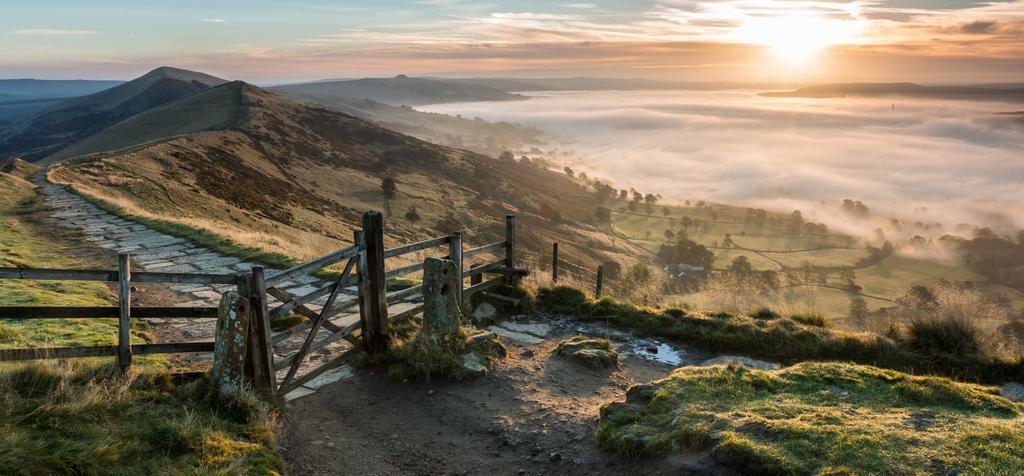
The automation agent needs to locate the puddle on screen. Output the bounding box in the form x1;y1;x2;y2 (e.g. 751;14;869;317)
541;313;702;367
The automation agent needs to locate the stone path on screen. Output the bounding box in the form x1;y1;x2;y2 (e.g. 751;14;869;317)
36;180;417;400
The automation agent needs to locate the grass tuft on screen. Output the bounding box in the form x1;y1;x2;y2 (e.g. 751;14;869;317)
906;315;982;357
536;286;1024;384
597;362;1024;474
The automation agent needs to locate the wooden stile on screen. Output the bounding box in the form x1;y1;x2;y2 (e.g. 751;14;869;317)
505;214;516;284
450;231;463;303
595;265;604;297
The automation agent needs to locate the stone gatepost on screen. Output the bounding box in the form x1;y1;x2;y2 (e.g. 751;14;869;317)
212;291;251;396
421;257;464;338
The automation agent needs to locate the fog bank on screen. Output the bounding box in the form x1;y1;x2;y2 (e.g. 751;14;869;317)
423;90;1024;235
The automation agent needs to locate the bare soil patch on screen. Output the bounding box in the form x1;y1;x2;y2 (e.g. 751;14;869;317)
279;325;732;475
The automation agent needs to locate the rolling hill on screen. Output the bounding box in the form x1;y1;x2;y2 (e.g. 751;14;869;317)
0;79;123;100
761;82;1024;101
48;80;645;270
273;91;542;157
0;67;227;160
272;75;526;106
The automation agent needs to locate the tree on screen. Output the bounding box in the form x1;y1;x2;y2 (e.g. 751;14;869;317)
848;296;869;327
404;206;421;222
594;206;612;223
662;207;671;216
618;189;628;200
593;182;615;203
499;150;515;161
656;237;715;269
381;176;398;199
564;166;574;178
664;229;675;241
644;193;657;207
680;216;693;233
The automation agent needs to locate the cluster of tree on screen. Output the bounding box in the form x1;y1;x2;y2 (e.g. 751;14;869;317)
959;230;1024;291
381;176;398;199
721;256;781;292
656;237;715;269
539;202;562;225
744;208;768;227
841;199;870;219
854;242;895;268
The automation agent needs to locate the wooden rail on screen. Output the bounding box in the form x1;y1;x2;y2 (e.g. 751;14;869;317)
1;211;522;398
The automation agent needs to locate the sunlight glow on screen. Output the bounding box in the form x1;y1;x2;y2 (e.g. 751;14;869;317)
730;11;867;64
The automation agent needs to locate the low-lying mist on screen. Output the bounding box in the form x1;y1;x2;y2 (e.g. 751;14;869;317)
423;90;1024;240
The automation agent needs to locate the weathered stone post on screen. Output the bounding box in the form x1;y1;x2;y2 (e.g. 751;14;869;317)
421;257;464;338
212;291;252;396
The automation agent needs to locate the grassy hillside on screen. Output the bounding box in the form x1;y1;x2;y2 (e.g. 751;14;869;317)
0;67;226;161
49;82;647;272
0;170;281;474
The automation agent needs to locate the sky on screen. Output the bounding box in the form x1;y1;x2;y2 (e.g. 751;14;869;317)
2;0;1023;83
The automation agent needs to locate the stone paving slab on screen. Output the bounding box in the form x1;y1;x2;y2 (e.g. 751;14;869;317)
35;181;397;399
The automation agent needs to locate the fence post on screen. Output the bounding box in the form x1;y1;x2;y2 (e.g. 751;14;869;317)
250;266;276;395
117;254;132;372
469;263;483;286
504;214;516;284
595;265;604;298
360;211;389;353
450;231;463;303
551;242;559;283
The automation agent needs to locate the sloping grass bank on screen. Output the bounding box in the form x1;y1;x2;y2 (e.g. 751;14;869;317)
0;362;282;474
597;362;1024;474
536;286;1024;384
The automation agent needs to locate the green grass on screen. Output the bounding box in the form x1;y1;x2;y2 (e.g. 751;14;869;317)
0;361;283;475
0;179;283;474
536;286;1024;384
74;190;298;270
597;362;1024;474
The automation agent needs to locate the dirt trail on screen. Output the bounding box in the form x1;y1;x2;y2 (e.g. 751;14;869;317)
280;315;735;476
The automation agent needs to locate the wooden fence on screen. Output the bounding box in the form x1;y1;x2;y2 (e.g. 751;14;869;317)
0;211;520;397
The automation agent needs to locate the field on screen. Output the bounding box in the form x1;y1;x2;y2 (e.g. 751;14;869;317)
609;198;1024;321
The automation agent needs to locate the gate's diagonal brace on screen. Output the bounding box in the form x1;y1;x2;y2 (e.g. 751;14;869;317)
266;287;345;334
278;257;356;392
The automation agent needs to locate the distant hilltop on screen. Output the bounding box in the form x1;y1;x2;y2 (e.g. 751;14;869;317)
762;82;1024;102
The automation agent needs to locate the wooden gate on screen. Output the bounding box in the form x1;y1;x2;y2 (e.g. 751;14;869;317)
256;212;517;396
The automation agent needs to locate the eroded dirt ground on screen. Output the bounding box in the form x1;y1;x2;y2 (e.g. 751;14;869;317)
279;322;733;476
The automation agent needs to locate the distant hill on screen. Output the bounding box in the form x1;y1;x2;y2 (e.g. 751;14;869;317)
441;77;786;92
761;82;1024;102
50;81;645;269
273;91;542;157
0;79;122;100
0;67;227;160
271;75;526;106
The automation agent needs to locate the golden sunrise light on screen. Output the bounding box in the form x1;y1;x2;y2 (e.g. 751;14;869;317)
730;9;868;64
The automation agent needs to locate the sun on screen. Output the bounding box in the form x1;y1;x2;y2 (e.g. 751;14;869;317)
731;11;866;64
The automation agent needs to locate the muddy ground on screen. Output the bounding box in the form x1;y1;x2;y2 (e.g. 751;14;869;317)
279;318;736;476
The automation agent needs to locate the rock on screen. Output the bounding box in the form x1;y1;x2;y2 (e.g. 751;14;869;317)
422;258;464;338
472;303;498;323
701;355;781;371
459;353;488;376
211;292;251;397
520;349;535;359
645;345;658;353
1001;382;1024;402
573;349;619;368
549;452;562;462
427;389;435;396
500;322;551;338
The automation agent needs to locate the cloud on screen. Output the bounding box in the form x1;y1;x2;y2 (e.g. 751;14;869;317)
202;18;227;23
12;29;97;36
960;20;999;33
560;3;596;8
